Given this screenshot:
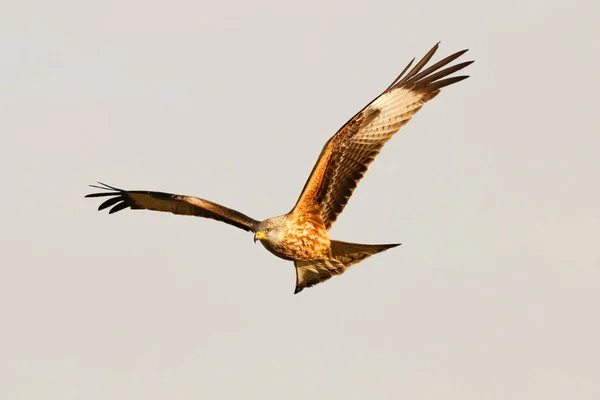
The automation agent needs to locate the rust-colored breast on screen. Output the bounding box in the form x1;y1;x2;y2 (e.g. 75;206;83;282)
265;210;331;262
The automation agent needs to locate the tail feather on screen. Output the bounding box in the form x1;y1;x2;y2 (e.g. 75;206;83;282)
293;240;400;294
330;240;401;268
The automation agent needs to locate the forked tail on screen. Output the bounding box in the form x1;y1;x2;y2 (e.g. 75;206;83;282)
293;240;401;294
330;240;401;268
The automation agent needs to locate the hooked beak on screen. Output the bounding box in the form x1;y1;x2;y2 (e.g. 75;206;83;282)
254;231;266;243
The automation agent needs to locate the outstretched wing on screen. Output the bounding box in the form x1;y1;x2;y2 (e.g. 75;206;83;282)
292;43;473;229
294;259;347;294
85;182;259;232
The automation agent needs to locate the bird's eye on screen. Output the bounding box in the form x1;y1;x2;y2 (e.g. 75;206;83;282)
265;228;271;233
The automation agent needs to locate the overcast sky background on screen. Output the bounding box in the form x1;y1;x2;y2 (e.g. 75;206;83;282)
1;0;599;399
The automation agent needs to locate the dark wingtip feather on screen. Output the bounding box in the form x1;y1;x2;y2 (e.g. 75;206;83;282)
87;182;122;191
96;181;121;191
385;57;415;91
427;75;470;91
85;181;131;213
85;192;119;198
400;43;440;84
108;201;130;214
85;182;125;200
415;61;473;88
387;44;473;94
98;196;123;211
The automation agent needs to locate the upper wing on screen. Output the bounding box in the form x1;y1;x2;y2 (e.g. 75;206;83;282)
85;182;259;232
292;43;473;229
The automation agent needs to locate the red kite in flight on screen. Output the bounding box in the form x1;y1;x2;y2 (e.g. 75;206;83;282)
87;43;472;294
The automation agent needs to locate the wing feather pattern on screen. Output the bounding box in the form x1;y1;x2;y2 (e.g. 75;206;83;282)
292;43;473;229
294;259;347;294
85;182;259;232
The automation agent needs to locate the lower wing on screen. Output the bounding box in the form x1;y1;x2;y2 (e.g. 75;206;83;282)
85;182;259;232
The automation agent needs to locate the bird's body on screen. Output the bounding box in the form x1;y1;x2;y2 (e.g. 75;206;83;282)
86;43;473;294
256;212;331;261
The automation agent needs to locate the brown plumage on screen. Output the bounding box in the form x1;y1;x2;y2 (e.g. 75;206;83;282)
86;43;473;294
85;183;258;231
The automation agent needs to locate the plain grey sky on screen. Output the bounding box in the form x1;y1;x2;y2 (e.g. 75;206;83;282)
1;0;599;399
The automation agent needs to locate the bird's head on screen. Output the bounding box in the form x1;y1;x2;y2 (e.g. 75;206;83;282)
254;216;286;244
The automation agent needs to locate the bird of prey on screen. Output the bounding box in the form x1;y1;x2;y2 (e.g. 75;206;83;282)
86;43;472;294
